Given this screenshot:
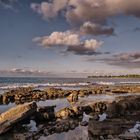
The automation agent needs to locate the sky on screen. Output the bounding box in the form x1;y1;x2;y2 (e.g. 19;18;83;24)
0;0;140;77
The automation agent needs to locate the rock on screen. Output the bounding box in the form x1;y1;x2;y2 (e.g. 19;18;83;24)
106;96;140;117
55;106;82;119
119;131;137;139
35;106;55;121
112;90;128;94
0;102;37;134
88;118;135;138
107;135;114;139
44;88;66;99
80;121;88;126
67;91;78;103
0;95;3;104
2;95;9;104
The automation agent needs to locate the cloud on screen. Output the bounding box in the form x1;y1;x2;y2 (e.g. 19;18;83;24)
0;68;51;76
31;0;140;24
67;0;140;24
87;52;140;68
31;0;140;36
33;31;103;55
0;0;17;9
31;0;140;55
133;27;140;32
31;0;68;19
80;21;114;36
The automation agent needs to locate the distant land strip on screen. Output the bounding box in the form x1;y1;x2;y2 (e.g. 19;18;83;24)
87;74;140;78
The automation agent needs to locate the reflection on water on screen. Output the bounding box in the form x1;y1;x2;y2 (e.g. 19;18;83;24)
39;126;89;140
0;102;16;113
0;98;70;113
79;92;140;102
1;92;140;113
37;98;70;112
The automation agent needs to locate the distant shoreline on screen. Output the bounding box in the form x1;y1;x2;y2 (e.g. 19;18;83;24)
87;74;140;78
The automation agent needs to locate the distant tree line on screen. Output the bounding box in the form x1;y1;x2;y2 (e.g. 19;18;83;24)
87;74;140;78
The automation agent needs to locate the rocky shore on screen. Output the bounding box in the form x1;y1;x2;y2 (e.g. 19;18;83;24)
0;84;140;105
0;84;140;140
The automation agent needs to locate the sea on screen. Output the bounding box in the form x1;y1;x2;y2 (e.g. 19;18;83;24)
0;77;140;93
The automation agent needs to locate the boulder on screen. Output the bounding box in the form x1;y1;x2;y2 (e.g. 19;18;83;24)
0;102;37;134
55;106;82;119
67;91;78;103
106;96;140;117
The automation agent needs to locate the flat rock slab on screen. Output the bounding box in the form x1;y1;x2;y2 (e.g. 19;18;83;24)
88;118;135;137
0;102;37;134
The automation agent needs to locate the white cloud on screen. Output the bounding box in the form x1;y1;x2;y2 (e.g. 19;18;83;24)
33;31;103;55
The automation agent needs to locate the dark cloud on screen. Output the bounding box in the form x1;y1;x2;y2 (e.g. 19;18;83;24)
133;27;140;32
66;45;103;55
87;52;140;68
80;22;114;36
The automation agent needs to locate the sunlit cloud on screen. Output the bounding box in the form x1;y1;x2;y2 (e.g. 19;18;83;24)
33;31;103;55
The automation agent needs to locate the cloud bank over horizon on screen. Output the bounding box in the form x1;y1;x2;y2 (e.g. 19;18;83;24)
87;52;140;69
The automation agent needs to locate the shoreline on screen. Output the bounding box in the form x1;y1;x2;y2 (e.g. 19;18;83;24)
0;84;140;140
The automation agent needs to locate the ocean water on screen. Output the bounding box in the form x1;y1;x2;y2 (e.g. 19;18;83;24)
0;77;140;92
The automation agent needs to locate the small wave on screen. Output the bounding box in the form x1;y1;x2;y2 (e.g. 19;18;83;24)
120;81;140;84
0;82;90;90
97;82;115;85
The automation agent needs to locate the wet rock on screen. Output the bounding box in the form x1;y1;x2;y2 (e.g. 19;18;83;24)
107;135;114;139
78;89;92;97
42;118;80;136
80;121;88;126
35;106;55;121
0;102;37;134
119;131;137;139
55;106;82;119
106;96;140;117
88;118;135;139
94;102;107;113
112;90;128;94
44;88;67;99
2;95;9;104
67;91;78;103
0;95;3;104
